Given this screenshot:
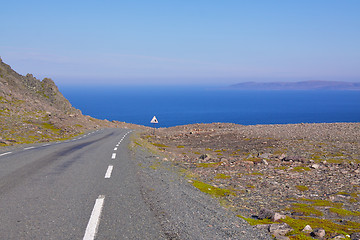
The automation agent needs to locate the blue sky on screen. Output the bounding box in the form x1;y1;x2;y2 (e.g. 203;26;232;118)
1;1;359;86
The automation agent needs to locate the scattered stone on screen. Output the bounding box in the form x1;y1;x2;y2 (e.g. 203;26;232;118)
258;208;274;220
268;223;293;236
259;153;271;159
279;154;286;160
311;163;320;169
332;234;346;240
302;225;313;233
311;228;326;239
271;213;286;222
273;234;290;240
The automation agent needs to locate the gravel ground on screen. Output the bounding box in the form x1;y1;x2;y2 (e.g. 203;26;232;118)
139;122;360;239
131;141;271;240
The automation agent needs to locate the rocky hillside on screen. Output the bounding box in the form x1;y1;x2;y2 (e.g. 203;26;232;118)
0;58;141;147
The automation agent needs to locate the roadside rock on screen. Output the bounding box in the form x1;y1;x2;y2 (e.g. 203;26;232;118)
268;223;293;236
302;225;313;233
311;228;326;239
271;213;286;222
258;208;274;220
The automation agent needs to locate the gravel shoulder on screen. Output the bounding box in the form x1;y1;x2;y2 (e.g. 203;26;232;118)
130;134;271;240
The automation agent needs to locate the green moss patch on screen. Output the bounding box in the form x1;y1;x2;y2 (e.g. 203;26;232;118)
214;173;231;179
196;162;221;168
298;198;343;208
275;166;288;170
152;143;169;148
329;207;360;217
290;203;323;216
191;180;236;198
237;215;274;225
282;216;360;237
291;166;311;172
295;185;309;191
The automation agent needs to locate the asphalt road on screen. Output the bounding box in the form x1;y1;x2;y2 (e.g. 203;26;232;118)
0;128;165;239
0;128;270;240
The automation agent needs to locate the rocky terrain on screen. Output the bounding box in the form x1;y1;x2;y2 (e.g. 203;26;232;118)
140;122;360;239
0;58;145;147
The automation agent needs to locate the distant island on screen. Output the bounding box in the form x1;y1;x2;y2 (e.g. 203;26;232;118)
230;80;360;90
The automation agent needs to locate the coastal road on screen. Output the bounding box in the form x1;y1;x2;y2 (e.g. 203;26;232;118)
0;128;270;240
0;128;166;239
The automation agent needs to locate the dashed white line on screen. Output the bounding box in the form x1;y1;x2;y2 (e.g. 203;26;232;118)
42;144;50;146
114;147;118;151
0;152;12;157
24;147;35;150
111;153;116;159
104;165;113;178
83;195;105;240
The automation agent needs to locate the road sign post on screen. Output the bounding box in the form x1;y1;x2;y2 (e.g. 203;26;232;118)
150;116;158;135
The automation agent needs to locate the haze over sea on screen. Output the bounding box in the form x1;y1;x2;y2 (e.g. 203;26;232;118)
61;86;360;128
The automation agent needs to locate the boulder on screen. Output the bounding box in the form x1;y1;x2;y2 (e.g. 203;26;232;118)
311;228;326;239
311;163;320;169
258;208;274;220
268;223;293;236
331;234;346;239
271;213;286;222
302;225;313;233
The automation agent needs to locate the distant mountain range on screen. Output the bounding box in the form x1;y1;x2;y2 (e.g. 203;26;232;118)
230;81;360;90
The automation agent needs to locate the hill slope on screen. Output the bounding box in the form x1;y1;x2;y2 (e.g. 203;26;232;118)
0;58;138;147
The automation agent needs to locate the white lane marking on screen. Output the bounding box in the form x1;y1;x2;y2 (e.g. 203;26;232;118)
114;147;118;151
111;153;116;159
104;165;113;178
115;144;119;147
83;195;105;240
0;152;12;157
24;147;35;150
42;144;50;146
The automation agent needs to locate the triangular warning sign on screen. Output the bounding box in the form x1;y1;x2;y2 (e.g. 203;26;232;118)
150;116;158;124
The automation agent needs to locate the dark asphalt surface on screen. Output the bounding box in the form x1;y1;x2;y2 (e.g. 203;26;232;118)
0;128;165;239
0;128;271;240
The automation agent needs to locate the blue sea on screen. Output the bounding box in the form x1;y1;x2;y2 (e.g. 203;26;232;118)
60;86;360;128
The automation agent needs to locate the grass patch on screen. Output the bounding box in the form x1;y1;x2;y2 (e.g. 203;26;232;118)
237;215;274;225
290;203;323;216
281;216;360;237
152;143;169;148
191;180;236;198
251;172;263;176
296;185;309;191
196;162;221;168
275;166;288;170
298;198;343;208
291;166;311;172
177;145;184;148
214;173;231;179
329;207;360;217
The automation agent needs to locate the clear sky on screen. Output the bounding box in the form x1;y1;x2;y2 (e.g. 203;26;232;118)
1;0;359;86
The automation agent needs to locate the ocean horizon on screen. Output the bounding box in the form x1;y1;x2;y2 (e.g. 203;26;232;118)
60;86;360;128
